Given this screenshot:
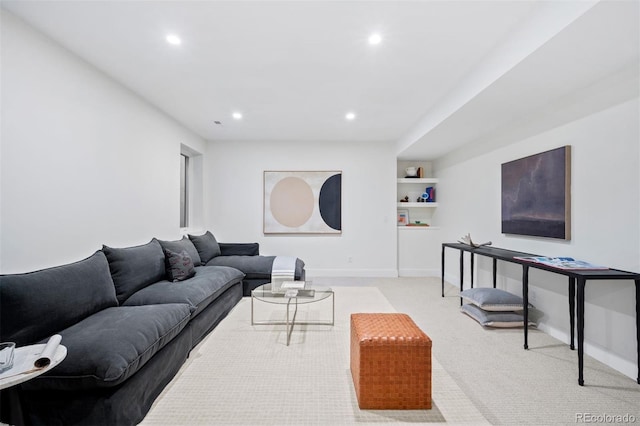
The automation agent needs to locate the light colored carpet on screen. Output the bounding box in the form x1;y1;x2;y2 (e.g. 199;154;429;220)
318;277;640;426
141;286;489;425
142;278;640;425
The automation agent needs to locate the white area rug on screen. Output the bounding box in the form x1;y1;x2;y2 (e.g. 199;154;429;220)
141;287;488;425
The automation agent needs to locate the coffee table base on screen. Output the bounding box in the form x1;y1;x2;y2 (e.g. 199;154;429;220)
251;292;334;346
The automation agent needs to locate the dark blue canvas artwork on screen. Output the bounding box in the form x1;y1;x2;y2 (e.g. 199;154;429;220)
501;146;571;240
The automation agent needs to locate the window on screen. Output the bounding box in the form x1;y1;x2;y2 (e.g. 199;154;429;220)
180;144;203;230
180;153;189;228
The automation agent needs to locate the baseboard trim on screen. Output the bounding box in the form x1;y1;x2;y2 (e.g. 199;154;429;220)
443;272;472;290
537;323;637;382
306;268;398;278
398;268;440;277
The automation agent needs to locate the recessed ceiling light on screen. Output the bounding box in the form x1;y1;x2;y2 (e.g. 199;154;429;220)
368;33;382;45
346;112;356;121
232;112;243;120
166;34;181;46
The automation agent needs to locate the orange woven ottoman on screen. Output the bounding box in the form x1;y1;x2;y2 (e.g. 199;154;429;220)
350;313;432;409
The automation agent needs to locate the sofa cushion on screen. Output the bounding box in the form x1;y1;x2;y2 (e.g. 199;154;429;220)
0;251;118;346
219;242;259;257
24;304;191;391
156;236;202;266
102;239;166;304
164;248;196;282
207;255;305;280
123;266;244;317
188;231;221;263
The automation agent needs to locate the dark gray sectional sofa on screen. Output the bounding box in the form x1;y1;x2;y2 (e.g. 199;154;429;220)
0;231;304;425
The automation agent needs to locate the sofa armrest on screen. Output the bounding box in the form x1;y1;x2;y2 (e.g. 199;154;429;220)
219;243;260;256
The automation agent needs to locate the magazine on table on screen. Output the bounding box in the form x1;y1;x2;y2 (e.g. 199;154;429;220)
514;256;608;270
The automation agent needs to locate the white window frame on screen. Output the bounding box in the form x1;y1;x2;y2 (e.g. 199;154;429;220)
180;144;203;232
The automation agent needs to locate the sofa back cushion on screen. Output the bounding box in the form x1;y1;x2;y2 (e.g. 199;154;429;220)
102;239;166;304
188;231;221;264
156;236;202;266
0;251;118;346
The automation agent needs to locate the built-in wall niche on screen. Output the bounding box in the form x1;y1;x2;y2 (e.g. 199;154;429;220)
396;160;441;277
396;161;438;227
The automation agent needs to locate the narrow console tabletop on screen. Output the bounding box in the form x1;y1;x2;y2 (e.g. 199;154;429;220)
441;242;640;386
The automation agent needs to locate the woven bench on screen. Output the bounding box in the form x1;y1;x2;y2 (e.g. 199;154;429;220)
350;313;432;409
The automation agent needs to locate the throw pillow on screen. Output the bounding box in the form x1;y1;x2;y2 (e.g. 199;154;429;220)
461;304;536;328
188;231;221;264
164;248;196;282
156;236;202;266
460;287;533;312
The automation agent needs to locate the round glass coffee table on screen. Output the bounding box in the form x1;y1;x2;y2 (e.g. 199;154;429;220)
251;283;334;346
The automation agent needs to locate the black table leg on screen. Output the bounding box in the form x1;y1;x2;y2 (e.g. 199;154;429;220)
569;277;575;350
470;253;475;289
577;277;586;386
441;245;445;297
492;258;497;288
523;265;529;350
636;279;639;384
459;250;464;306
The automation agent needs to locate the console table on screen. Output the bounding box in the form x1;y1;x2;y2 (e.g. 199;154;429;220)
441;242;640;386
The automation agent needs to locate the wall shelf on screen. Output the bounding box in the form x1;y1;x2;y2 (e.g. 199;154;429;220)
397;178;439;184
398;226;440;230
397;202;439;208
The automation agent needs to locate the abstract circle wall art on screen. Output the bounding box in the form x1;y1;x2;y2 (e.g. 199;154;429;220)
264;171;342;234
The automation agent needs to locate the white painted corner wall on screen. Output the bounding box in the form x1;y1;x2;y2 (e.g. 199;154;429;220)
0;12;206;273
435;97;640;380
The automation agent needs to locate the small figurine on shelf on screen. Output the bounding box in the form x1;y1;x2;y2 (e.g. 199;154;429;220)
399;196;409;202
425;186;435;202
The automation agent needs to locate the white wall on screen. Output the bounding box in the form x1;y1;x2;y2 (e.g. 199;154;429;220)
204;140;397;277
435;98;640;380
0;12;206;273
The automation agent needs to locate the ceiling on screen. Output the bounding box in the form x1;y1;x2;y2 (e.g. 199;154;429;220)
2;1;638;160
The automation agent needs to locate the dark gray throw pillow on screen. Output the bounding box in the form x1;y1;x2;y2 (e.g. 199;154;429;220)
188;231;221;263
156;236;202;266
164;248;196;282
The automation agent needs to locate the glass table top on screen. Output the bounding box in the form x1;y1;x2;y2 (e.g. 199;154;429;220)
251;283;333;305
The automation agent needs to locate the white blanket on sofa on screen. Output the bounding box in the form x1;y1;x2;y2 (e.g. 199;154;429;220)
271;256;297;292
